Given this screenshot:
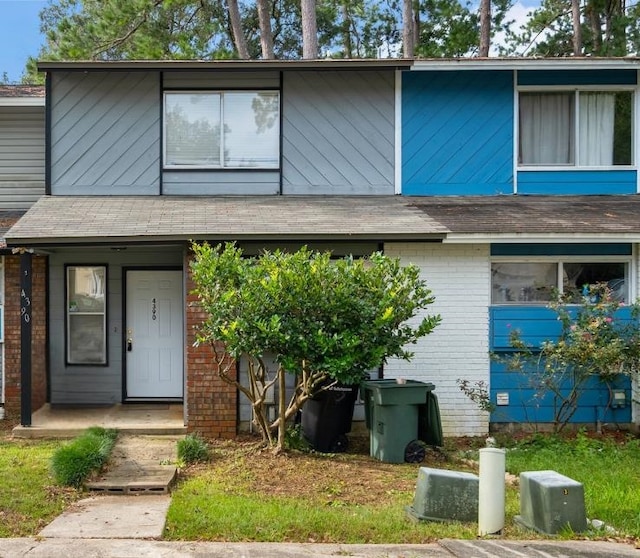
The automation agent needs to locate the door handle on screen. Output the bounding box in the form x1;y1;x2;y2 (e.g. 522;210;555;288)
127;338;133;352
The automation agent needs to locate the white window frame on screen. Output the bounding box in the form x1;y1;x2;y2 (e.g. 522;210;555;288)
163;90;281;170
517;85;636;171
490;256;633;305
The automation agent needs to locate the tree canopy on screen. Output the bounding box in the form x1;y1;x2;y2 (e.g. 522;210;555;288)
10;0;640;85
18;0;519;82
190;242;441;450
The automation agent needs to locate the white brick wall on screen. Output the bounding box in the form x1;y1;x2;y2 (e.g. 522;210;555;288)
634;246;640;427
384;243;491;437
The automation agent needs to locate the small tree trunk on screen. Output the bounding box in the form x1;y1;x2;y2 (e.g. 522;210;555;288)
479;0;491;57
571;0;583;55
276;365;287;453
584;0;602;53
403;0;414;57
413;0;420;53
301;0;318;59
342;3;352;58
227;0;250;59
257;0;275;59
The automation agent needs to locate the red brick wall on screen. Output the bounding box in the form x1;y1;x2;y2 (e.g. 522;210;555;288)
185;253;237;438
3;254;47;418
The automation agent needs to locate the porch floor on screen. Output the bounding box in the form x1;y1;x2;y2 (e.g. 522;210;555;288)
11;403;187;439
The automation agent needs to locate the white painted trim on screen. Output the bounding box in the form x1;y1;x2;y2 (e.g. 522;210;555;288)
632;243;638;302
0;98;44;107
412;59;640;71
518;84;636;92
491;255;633;263
394;70;402;195
513;70;518;194
636;70;640;193
1;256;4;406
518;165;636;172
443;233;640;243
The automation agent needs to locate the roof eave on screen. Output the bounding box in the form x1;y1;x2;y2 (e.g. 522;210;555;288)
412;57;640;71
0;97;45;107
36;59;414;72
5;232;447;247
443;232;640;243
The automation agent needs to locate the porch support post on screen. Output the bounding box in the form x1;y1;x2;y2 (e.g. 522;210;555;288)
20;252;32;427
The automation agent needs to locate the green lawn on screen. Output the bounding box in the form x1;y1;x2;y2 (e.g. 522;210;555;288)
165;433;640;543
1;430;637;542
504;432;640;538
0;438;80;537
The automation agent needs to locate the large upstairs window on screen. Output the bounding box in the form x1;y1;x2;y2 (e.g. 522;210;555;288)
164;91;280;169
518;90;633;167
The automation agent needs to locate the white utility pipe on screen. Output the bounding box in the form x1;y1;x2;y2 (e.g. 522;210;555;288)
478;447;506;536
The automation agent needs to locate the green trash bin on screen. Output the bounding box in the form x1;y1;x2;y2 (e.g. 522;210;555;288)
362;379;440;464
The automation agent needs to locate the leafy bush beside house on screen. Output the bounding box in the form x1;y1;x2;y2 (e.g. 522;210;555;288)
190;242;441;452
493;284;640;432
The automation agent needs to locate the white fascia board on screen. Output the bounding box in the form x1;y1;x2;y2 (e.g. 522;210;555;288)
411;58;640;72
394;70;402;195
442;233;640;243
0;98;45;107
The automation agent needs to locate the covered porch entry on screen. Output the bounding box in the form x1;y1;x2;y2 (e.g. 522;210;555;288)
12;403;186;438
5;195;447;439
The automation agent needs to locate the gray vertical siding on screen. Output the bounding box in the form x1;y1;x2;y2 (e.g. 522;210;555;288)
163;170;280;195
282;70;395;195
48;247;184;405
163;71;280;89
50;71;161;195
0;106;45;209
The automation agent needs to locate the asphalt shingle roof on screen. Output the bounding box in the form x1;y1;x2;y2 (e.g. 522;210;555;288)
4;196;448;245
0;85;44;98
8;194;640;247
0;211;27;249
409;195;640;235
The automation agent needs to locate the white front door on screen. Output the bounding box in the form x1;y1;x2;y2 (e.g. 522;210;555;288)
126;270;183;399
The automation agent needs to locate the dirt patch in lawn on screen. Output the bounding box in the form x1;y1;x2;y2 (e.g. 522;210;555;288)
196;434;479;507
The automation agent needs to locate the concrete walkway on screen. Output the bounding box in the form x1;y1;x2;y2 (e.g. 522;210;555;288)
38;434;179;539
85;434;180;495
0;538;638;557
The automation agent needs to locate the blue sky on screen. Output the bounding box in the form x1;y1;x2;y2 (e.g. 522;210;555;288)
0;0;47;82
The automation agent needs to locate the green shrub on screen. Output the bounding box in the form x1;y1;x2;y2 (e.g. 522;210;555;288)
177;434;210;464
51;427;117;487
283;424;312;452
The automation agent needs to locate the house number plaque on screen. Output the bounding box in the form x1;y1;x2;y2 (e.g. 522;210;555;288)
152;298;157;320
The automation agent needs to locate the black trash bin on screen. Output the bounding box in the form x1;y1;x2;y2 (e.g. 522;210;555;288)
301;381;360;453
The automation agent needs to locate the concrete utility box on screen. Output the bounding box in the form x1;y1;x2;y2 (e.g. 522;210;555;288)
515;470;587;535
406;467;479;523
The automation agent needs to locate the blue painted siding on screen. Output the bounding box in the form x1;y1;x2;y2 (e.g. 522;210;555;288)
490;306;561;351
517;170;637;195
518;70;637;86
402;71;514;196
491;360;632;424
490;306;633;424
